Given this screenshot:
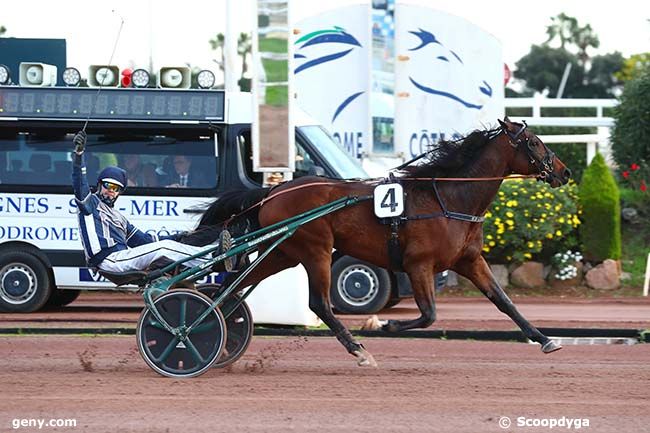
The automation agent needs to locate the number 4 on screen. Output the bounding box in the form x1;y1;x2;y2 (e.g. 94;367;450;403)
373;183;403;218
381;188;398;212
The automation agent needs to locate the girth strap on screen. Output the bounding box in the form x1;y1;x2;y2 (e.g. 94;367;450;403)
396;181;484;223
428;180;485;223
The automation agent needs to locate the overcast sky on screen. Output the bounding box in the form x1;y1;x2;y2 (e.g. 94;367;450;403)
2;0;648;79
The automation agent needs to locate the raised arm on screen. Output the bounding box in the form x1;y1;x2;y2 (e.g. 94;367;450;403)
71;131;90;201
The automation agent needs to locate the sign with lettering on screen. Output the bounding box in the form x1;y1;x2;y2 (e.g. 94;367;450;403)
394;5;504;158
293;3;372;160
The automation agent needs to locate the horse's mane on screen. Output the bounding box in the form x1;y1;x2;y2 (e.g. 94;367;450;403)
399;127;502;178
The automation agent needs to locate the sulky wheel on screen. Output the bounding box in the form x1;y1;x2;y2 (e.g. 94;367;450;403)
136;289;226;378
197;284;254;368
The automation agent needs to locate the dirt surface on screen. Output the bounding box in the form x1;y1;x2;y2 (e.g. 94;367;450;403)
0;335;648;433
1;292;649;331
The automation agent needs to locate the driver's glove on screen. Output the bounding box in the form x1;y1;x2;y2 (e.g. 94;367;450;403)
73;130;87;155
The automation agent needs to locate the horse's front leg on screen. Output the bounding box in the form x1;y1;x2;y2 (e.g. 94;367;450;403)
372;264;437;333
453;255;561;353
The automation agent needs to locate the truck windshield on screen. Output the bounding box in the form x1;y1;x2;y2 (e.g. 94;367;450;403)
299;126;368;179
0;130;217;189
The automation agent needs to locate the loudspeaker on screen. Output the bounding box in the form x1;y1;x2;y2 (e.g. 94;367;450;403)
157;66;191;89
19;62;58;86
88;65;119;87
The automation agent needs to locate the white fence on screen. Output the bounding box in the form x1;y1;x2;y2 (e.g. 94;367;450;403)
505;97;618;165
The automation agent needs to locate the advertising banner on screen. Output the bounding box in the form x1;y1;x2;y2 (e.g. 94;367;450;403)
394;4;504;159
293;3;372;159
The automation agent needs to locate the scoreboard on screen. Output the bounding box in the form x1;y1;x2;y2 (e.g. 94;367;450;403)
0;87;225;122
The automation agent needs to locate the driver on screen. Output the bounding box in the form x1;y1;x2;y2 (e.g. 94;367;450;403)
71;130;220;274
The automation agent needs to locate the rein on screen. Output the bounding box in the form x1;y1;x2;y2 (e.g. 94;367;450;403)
221;180;354;227
219;174;536;228
217;122;553;227
402;174;539;182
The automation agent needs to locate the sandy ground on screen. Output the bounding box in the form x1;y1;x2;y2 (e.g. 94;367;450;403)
0;335;648;433
1;293;648;432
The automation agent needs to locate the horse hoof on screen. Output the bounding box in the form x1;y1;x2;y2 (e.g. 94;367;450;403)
361;315;387;331
541;340;562;354
353;348;378;367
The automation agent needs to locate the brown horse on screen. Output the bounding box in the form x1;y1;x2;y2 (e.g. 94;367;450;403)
198;117;571;366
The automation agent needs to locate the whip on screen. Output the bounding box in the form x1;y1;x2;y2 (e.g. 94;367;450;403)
81;9;125;133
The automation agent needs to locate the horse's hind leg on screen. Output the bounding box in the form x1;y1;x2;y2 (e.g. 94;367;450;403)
453;255;561;353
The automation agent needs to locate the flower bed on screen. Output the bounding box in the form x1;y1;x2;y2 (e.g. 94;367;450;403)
482;178;581;264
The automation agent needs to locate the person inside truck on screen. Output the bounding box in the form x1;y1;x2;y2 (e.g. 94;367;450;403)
166;155;206;188
120;154;159;187
71;130;224;274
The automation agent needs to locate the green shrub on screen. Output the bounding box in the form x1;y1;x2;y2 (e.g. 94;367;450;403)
482;178;580;263
620;187;650;217
579;153;621;261
611;70;650;168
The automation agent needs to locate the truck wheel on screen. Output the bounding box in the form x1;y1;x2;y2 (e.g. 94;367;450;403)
0;251;52;313
330;256;392;314
46;289;82;308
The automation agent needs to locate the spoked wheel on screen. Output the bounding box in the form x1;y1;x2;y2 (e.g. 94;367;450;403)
136;289;226;378
197;284;254;368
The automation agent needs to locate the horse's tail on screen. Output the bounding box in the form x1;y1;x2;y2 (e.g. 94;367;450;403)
177;187;271;246
199;187;271;227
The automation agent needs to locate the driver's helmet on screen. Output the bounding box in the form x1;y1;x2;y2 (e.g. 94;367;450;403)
96;166;127;206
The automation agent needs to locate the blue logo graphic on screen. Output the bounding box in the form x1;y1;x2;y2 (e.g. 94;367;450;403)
294;26;365;123
407;28;493;110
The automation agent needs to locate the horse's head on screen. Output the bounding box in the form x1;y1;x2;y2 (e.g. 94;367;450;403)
498;117;571;187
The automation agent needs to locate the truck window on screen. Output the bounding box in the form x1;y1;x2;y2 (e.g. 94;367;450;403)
298;126;367;179
237;130;263;185
0;130;218;191
237;128;322;184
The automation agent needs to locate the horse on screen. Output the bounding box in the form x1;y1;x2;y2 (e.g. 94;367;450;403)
194;117;571;367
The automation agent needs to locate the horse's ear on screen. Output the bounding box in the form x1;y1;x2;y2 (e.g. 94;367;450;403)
498;118;508;129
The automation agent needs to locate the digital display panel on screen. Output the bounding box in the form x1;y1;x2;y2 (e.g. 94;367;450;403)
0;87;225;122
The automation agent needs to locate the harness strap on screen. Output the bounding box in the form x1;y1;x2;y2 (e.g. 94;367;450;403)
387;218;403;271
392;180;485;223
430;180;485;223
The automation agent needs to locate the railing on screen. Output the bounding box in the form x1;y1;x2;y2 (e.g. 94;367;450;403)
643;253;650;296
505;97;618;165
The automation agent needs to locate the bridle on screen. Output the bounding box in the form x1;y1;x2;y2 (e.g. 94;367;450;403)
503;121;558;183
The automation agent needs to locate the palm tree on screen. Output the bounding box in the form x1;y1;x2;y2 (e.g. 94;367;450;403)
209;33;225;73
210;32;251;76
573;24;600;64
237;32;252;77
545;13;578;49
